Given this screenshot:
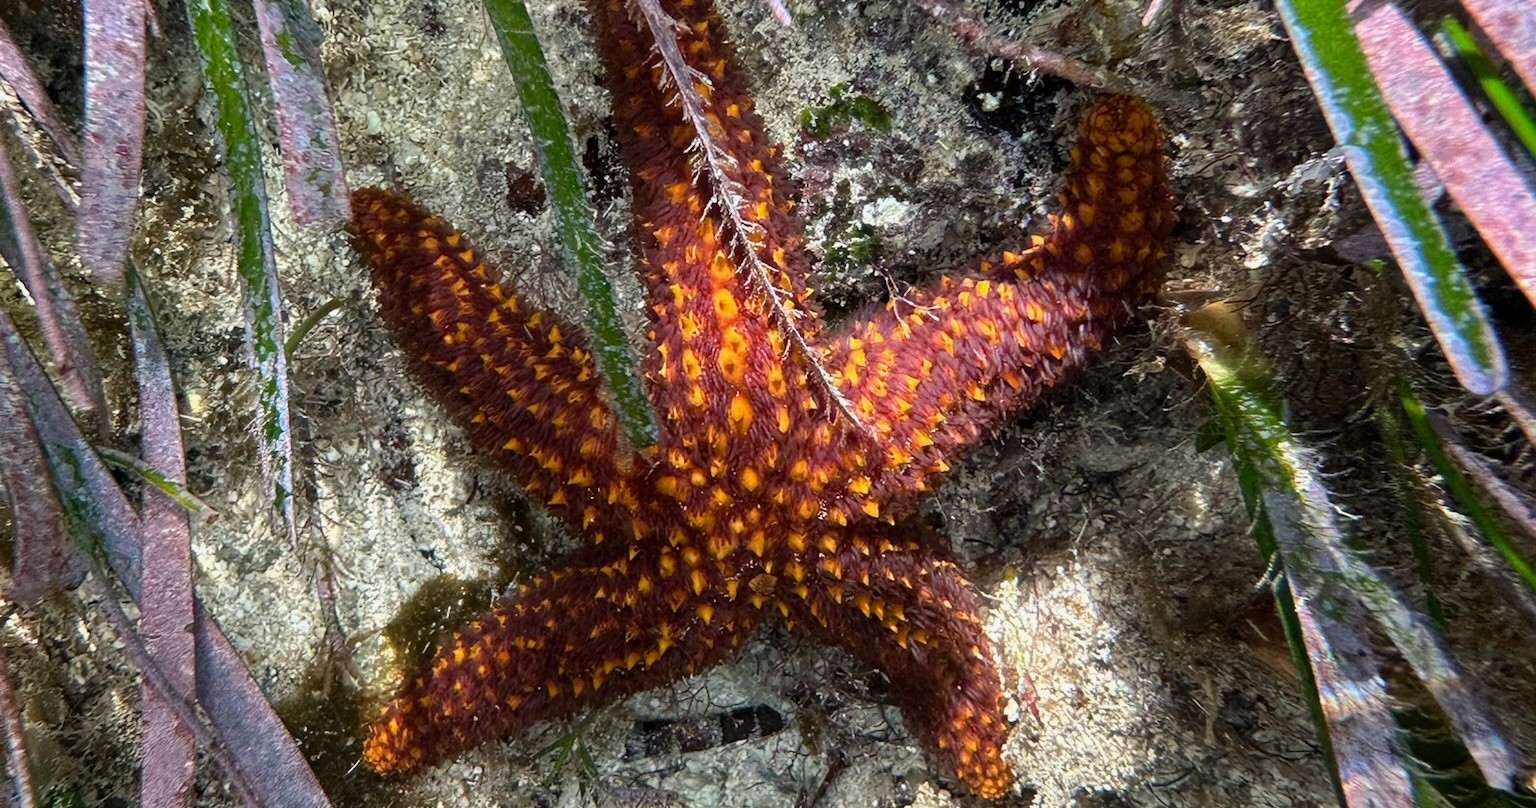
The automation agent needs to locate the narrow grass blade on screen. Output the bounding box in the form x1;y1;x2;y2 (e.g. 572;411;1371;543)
251;0;350;225
0;135;107;435
127;270;197;808
76;0;149;290
481;0;657;448
0;305;332;808
0;647;38;808
185;0;298;549
190;595;334;806
1350;0;1536;313
1401;384;1536;595
1440;17;1536;160
97;447;218;524
1186;304;1521;797
283;297;344;359
1375;402;1446;632
1274;0;1506;394
1187;306;1403;805
0;305;141;583
1459;0;1536;96
1321;523;1521;791
0;16;78;162
89;577;264;808
1396;682;1536;808
1427;414;1536;546
0;365;81;603
1435;507;1536;634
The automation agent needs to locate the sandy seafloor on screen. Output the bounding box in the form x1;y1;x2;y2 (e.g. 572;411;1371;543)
2;0;1534;805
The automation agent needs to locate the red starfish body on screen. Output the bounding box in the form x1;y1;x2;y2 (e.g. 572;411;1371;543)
351;0;1172;798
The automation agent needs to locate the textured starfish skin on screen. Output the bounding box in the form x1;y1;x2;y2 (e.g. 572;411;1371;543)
352;0;1172;798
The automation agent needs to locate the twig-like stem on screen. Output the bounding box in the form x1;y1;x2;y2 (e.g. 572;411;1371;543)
283;298;346;360
910;0;1143;97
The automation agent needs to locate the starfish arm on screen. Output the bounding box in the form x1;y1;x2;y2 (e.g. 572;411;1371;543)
364;538;761;775
590;0;846;538
351;188;658;542
591;0;821;324
819;96;1174;513
781;531;1013;799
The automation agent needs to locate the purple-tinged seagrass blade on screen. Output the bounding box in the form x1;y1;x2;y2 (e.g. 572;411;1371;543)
1350;0;1536;309
128;275;197;808
251;0;350;225
1460;0;1536;97
75;0;148;289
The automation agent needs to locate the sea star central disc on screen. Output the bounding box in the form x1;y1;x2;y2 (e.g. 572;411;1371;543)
350;0;1173;798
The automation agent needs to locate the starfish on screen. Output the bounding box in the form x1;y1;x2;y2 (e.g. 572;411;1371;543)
350;0;1172;798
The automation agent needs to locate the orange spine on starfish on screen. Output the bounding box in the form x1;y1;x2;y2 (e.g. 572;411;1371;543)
820;95;1174;518
350;189;658;543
